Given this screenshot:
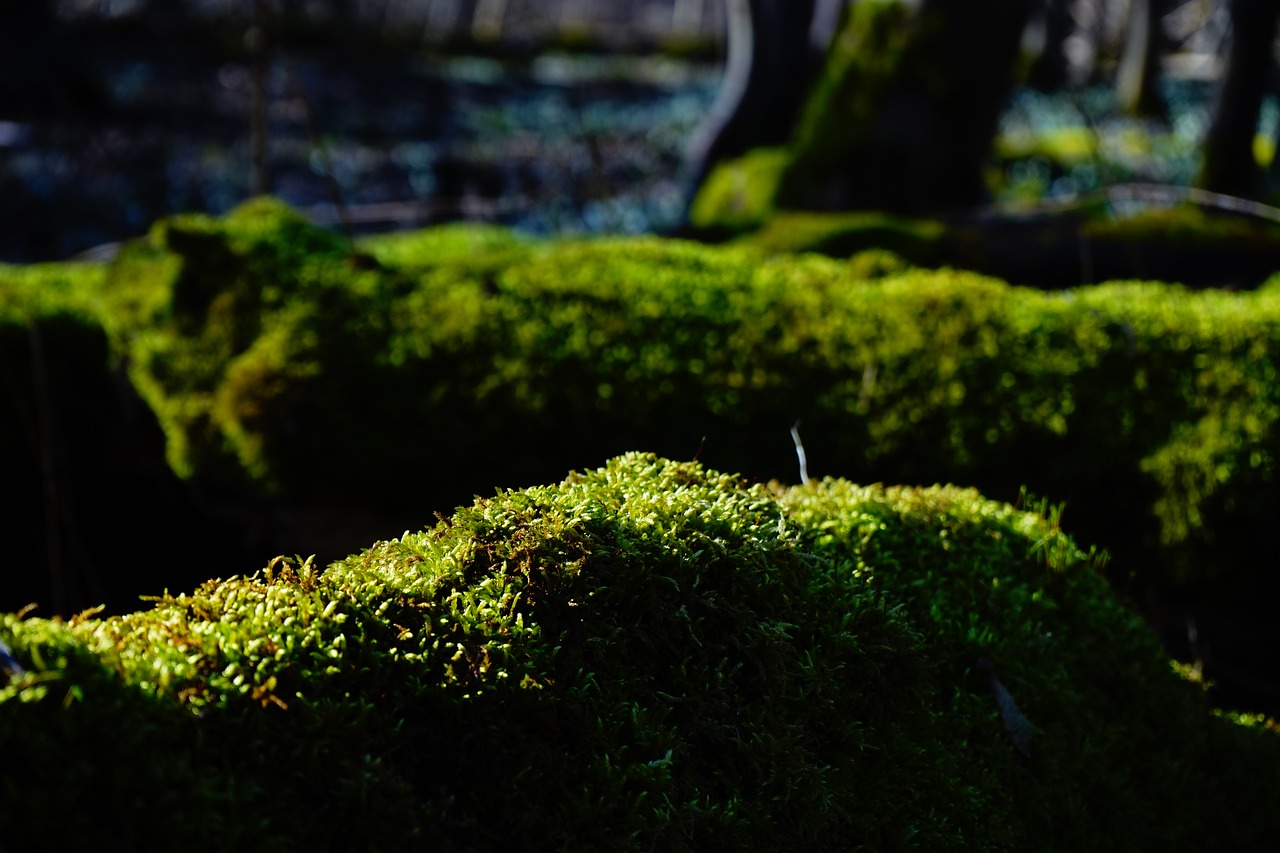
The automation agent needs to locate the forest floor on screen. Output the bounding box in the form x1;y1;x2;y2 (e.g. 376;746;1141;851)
6;29;1272;265
0;38;718;263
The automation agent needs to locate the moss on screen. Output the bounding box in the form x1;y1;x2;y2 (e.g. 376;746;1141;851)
735;210;946;265
357;221;531;272
2;454;1276;849
93;197;386;486
10;198;1280;599
1081;203;1280;247
994;126;1099;168
685;147;789;233
0;261;107;323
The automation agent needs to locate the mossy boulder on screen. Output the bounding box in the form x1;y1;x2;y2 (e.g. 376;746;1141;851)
2;454;1276;850
686;147;789;234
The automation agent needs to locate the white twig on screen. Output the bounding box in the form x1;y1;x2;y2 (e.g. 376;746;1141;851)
790;421;810;486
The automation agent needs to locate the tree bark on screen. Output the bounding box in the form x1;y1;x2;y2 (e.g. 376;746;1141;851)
1116;0;1169;118
684;0;823;190
1198;0;1280;199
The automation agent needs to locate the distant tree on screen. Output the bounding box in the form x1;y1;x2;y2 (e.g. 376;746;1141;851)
1198;0;1280;198
1027;0;1078;92
776;0;1034;213
1115;0;1169;118
684;0;827;192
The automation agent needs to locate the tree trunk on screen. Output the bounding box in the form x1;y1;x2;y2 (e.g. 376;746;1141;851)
1198;0;1280;199
684;0;822;190
1116;0;1169;118
777;0;1033;214
672;0;706;32
473;0;509;41
1028;0;1077;92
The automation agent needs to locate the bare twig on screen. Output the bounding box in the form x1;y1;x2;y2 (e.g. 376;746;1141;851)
790;420;810;486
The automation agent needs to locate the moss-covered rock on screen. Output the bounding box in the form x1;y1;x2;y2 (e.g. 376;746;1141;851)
2;454;1276;850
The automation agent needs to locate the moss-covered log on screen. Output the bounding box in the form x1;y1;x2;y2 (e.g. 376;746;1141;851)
7;197;1280;603
2;454;1277;850
79;201;1280;585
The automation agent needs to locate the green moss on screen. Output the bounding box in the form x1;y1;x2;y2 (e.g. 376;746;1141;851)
9;198;1280;596
0;261;107;327
2;454;1276;849
736;210;946;265
91;197;387;485
686;147;790;233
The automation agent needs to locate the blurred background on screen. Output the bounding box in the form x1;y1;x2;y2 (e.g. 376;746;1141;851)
1;0;1275;263
1;0;727;261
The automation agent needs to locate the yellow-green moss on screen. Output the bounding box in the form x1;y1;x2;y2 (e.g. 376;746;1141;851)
9;198;1280;595
735;209;946;264
995;126;1100;168
685;147;789;232
2;454;1276;849
0;261;107;323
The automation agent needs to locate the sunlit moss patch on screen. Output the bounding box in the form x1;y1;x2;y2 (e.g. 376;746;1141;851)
2;454;1276;849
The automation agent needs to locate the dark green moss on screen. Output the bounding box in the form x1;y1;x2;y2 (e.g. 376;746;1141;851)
1080;203;1280;248
2;454;1275;850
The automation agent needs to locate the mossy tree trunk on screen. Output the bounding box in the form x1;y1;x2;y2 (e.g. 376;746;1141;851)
1198;0;1280;199
1115;0;1169;119
775;0;1033;215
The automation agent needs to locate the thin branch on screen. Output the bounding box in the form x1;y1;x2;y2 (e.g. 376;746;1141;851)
790;420;810;486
